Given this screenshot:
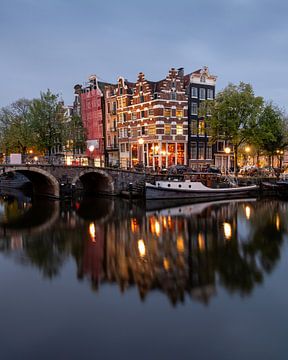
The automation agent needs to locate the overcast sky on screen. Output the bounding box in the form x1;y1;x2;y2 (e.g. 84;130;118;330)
1;0;287;111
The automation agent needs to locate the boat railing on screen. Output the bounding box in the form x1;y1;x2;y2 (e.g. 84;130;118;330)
145;172;223;185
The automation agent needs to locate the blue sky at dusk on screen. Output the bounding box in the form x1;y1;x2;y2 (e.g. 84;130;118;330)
1;0;287;111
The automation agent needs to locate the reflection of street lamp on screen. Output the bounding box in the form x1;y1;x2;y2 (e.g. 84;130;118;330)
224;147;231;173
223;222;232;239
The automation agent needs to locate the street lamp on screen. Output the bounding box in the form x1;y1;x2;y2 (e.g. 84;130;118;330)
245;146;251;166
276;149;284;168
88;145;95;166
138;138;144;168
224;147;231;174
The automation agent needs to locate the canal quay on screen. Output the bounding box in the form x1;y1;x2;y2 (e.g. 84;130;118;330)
0;187;288;359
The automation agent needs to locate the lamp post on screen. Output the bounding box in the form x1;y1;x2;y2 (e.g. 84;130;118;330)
245;146;251;166
88;145;95;167
276;149;284;168
224;147;231;174
138;138;144;169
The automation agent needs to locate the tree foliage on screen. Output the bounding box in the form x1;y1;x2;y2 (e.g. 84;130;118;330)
0;98;34;154
29;90;67;155
203;82;264;171
253;103;287;156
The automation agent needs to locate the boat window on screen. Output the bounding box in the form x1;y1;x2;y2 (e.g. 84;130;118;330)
158;183;160;187
189;185;191;188
178;184;182;188
168;184;171;187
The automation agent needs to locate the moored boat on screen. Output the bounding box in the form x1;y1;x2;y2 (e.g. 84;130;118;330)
145;179;258;200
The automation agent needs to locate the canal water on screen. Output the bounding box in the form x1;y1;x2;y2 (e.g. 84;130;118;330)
0;191;288;360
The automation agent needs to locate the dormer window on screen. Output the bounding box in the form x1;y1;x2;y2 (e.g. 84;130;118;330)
200;75;206;83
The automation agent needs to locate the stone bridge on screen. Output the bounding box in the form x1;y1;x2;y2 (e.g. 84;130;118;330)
0;165;147;199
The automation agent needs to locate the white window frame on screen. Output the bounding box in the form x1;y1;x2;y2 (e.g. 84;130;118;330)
199;88;206;100
191;87;198;98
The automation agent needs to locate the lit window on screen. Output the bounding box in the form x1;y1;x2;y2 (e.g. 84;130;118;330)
164;108;171;117
176;110;183;118
198;120;205;135
176;125;183;135
148;125;156;136
164;124;171;135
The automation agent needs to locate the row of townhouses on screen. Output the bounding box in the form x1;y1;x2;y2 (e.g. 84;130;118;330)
71;66;230;171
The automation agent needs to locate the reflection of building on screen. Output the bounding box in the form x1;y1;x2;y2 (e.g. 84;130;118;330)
2;197;285;305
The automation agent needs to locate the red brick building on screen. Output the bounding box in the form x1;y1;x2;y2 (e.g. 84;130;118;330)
74;75;106;166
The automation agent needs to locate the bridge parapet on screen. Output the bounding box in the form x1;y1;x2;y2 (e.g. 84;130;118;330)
0;165;147;198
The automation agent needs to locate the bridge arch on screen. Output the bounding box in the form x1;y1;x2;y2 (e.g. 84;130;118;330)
1;167;60;198
72;169;114;195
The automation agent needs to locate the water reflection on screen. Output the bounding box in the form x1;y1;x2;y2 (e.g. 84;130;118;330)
0;193;286;306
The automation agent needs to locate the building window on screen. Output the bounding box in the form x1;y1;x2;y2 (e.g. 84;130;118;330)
199;142;205;159
149;109;154;116
191;87;198;98
207;145;212;159
198;120;205;135
140;95;144;103
207;89;214;99
217;141;224;152
191;103;198;115
191;142;197;159
141;110;145;118
176;125;183;135
170;92;176;100
200;75;206;83
164;108;171;117
199;88;206;100
164;124;171;135
148;125;156;136
171;81;176;88
191;121;197;135
120;143;125;152
176;109;183;118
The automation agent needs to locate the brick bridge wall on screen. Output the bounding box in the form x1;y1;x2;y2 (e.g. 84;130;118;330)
0;165;146;198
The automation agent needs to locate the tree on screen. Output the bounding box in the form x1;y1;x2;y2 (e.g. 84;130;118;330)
0;98;34;155
64;114;87;155
29;90;67;156
253;103;287;165
204;82;264;174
